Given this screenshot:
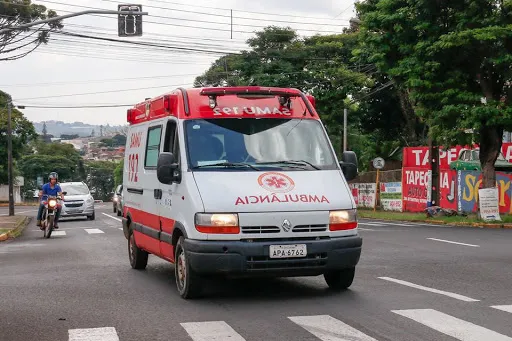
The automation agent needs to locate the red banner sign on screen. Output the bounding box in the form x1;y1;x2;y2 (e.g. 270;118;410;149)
402;168;430;212
402;143;512;170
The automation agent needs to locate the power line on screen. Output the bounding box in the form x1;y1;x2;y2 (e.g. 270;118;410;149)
31;1;347;34
14;104;135;108
14;82;192;101
146;0;351;21
100;0;349;27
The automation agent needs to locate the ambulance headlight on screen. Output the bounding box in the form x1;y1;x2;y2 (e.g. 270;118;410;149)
329;209;358;231
194;213;239;234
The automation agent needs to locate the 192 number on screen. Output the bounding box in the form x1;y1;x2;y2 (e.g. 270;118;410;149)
128;154;139;182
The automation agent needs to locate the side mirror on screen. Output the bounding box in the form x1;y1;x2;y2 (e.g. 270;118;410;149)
62;191;67;195
157;152;180;184
340;151;358;181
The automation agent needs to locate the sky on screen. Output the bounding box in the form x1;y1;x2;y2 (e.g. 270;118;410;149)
0;0;356;126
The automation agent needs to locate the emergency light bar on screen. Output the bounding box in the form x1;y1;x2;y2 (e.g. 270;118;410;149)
199;86;316;116
199;86;302;97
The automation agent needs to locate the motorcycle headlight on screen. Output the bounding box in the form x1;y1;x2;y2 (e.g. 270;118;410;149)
48;199;57;208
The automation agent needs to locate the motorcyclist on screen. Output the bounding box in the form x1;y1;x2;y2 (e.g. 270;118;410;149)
36;172;64;229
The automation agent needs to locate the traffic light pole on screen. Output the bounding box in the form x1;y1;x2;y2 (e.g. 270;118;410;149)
0;9;148;35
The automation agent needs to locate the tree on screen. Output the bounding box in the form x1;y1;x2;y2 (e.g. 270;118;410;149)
357;0;512;188
0;90;37;184
0;0;63;61
18;139;86;187
113;159;123;187
85;161;117;201
194;26;373;158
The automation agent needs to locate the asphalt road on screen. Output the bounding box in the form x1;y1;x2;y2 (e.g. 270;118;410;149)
1;205;511;341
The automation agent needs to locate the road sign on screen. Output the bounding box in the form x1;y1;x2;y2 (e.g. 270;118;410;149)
118;4;143;37
373;157;385;170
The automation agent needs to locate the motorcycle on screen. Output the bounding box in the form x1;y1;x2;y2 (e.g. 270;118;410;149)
41;195;63;239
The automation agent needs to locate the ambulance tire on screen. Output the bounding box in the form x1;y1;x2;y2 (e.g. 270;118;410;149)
129;232;148;270
175;236;202;299
324;267;355;290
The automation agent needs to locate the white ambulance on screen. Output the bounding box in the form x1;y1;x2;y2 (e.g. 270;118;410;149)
121;86;362;299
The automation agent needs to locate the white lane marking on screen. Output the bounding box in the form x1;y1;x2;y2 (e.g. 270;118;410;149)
68;327;119;341
392;309;512;341
381;222;415;226
358;228;375;231
359;222;381;226
118;228;123;231
102;213;122;222
84;228;104;234
52;231;66;236
427;238;480;248
289;315;379;341
379;277;479;302
180;321;246;341
491;305;512;314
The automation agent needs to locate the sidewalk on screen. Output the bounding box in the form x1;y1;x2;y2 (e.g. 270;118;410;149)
0;215;31;241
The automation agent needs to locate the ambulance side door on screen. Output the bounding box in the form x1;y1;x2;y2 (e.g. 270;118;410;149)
158;118;182;261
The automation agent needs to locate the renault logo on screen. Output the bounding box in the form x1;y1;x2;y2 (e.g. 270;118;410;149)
282;219;292;232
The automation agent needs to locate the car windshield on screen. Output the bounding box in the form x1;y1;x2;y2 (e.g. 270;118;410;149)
184;118;337;171
61;183;90;195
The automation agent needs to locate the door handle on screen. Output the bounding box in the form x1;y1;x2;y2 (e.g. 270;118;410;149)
154;189;162;199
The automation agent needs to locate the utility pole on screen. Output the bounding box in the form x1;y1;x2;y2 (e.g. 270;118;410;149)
6;95;14;216
343;108;348;152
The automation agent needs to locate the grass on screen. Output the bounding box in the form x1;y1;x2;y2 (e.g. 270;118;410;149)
0;228;9;235
357;208;512;225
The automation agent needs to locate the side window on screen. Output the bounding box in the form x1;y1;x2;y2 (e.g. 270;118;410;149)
145;125;162;168
163;120;180;163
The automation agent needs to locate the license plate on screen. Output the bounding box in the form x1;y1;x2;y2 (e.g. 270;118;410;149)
269;244;307;259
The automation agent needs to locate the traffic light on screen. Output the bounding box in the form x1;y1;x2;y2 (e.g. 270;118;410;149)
118;4;143;37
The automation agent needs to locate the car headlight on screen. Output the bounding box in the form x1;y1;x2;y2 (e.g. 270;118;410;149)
194;213;239;234
87;196;94;204
329;209;357;231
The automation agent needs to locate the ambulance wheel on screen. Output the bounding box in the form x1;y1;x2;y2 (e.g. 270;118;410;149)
175;236;202;299
324;267;355;290
129;232;148;270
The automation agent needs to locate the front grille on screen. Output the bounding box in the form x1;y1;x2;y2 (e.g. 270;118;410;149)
247;253;328;271
241;226;280;234
292;224;328;233
65;203;83;208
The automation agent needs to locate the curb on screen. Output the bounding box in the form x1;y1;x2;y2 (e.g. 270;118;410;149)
0;216;31;242
359;216;512;229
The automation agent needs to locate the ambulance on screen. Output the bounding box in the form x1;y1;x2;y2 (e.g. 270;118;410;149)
121;86;362;299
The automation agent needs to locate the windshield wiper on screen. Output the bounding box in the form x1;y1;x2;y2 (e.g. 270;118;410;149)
256;160;321;170
192;162;260;171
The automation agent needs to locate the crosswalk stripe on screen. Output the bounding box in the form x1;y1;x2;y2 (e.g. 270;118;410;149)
52;231;66;236
392;309;512;341
84;228;104;234
491;305;512;314
379;276;480;302
68;327;119;341
288;315;379;341
180;321;246;341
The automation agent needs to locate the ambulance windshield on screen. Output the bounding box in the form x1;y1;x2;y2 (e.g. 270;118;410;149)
184;118;337;171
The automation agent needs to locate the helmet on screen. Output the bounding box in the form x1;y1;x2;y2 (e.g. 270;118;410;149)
48;172;58;180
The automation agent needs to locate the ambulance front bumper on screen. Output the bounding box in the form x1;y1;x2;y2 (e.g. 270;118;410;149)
184;235;362;277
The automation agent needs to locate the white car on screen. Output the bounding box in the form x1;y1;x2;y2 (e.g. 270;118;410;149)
60;182;96;220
